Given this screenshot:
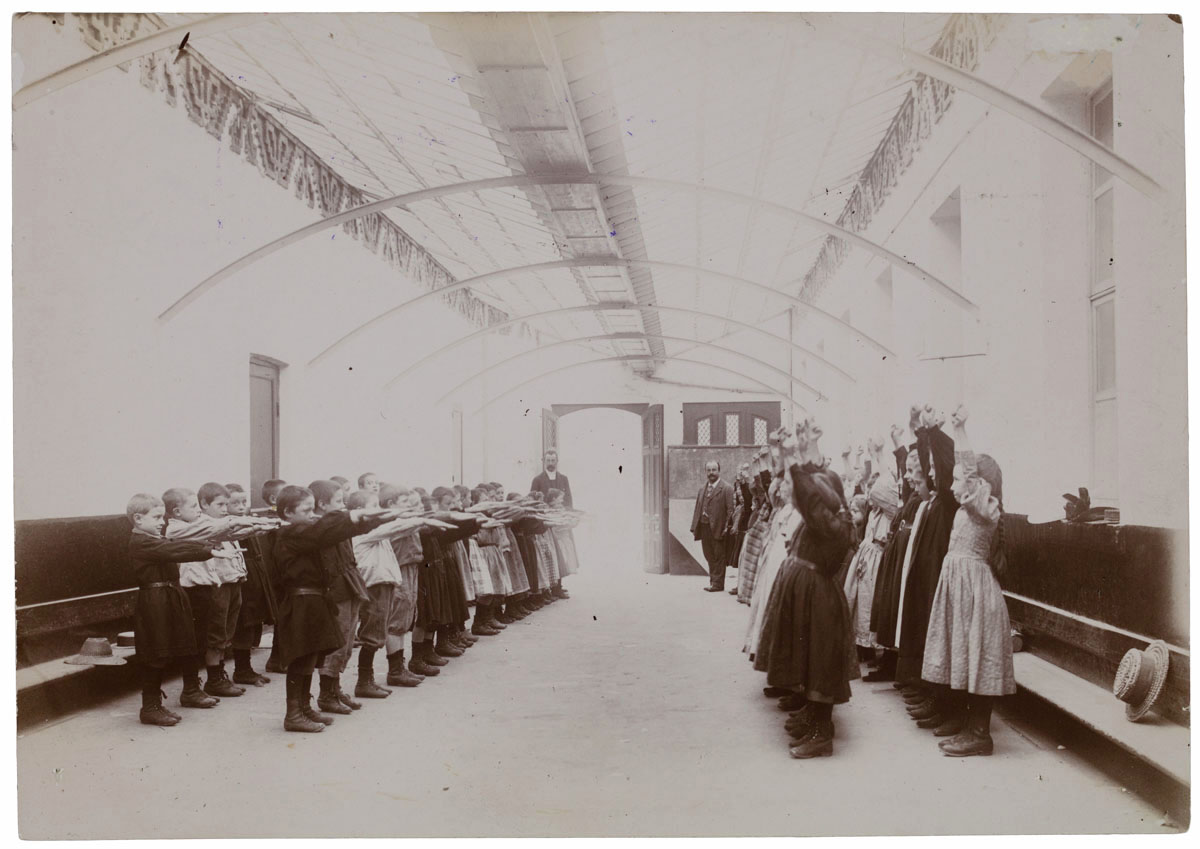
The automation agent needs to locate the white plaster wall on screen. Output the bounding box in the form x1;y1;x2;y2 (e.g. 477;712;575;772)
797;16;1185;529
1109;17;1188;530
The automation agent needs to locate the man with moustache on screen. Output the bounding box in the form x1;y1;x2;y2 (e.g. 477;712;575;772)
690;459;735;593
531;448;573;508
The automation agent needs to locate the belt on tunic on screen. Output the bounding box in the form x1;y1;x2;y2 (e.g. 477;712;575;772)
144;581;178;589
289;587;325;597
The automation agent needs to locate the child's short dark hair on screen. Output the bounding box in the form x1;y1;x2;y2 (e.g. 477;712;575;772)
379;484;412;508
530;490;545;502
262;479;287;505
547;488;564;504
345;490;372;511
225;483;245;494
330;475;349;487
276;485;312;518
162;488;194;518
308;480;341;508
126;493;162;524
413;487;428;497
198;482;229;507
358;472;378;488
453;484;469;499
488;482;503;490
420;495;434;511
470;487;487;505
431;486;454;502
506;492;522;501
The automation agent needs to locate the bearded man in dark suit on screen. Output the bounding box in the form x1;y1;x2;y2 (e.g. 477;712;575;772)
690;459;735;592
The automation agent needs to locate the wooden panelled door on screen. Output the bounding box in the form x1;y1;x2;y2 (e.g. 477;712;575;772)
642;404;667;574
249;358;280;509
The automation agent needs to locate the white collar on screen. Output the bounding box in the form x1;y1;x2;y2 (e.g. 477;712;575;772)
544;470;557;479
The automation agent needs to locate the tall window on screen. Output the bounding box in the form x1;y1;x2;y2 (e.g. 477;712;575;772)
1090;81;1117;501
696;417;711;446
725;413;740;445
753;416;769;445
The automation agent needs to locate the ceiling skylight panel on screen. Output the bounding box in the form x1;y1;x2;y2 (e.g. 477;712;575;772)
336;83;501;141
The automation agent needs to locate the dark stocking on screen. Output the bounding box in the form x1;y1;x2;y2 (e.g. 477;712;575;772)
967;693;994;738
141;663;164;706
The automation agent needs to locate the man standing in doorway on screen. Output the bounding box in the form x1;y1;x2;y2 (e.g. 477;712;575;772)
531;448;573;508
690;459;734;593
532;449;574;600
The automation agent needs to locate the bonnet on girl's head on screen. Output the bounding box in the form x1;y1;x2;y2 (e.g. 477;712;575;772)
868;473;900;515
976;454;1003;502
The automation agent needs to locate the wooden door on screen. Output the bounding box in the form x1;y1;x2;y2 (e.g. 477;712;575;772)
249;358;280;509
642;404;667;574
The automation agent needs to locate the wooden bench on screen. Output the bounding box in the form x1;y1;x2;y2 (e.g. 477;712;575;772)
16;515;141;713
17;589;139;695
1013;651;1189;786
1001;515;1189;787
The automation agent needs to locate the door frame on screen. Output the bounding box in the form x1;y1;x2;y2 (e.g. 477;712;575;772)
248;354;284;508
548;403;667;575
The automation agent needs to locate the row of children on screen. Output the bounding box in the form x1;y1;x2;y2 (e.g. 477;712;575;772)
126;473;583;731
736;406;1013;759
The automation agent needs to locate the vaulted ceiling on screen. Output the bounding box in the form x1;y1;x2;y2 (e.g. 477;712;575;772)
151;11;950;376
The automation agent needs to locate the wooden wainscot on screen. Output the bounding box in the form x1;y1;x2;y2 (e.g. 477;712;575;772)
16;515;139;666
1002;515;1189;728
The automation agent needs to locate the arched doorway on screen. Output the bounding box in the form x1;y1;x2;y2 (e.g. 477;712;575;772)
546;403;667;575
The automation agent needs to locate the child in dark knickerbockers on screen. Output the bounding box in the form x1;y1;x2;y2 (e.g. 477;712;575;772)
226;483;279;686
345;489;427;701
271;484;400;732
127;493;232;725
164;484;266;701
377;484;434;687
307;480;375;717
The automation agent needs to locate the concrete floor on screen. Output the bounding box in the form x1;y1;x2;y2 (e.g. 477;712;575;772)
17;563;1177;838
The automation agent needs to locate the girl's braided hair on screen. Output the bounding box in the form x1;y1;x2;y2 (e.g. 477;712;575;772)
977;454;1007;579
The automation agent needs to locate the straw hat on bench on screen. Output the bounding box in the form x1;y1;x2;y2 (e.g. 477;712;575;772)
1113;640;1170;722
64;637;134;666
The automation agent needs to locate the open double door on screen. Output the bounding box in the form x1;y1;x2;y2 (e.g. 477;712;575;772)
542;405;667;575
